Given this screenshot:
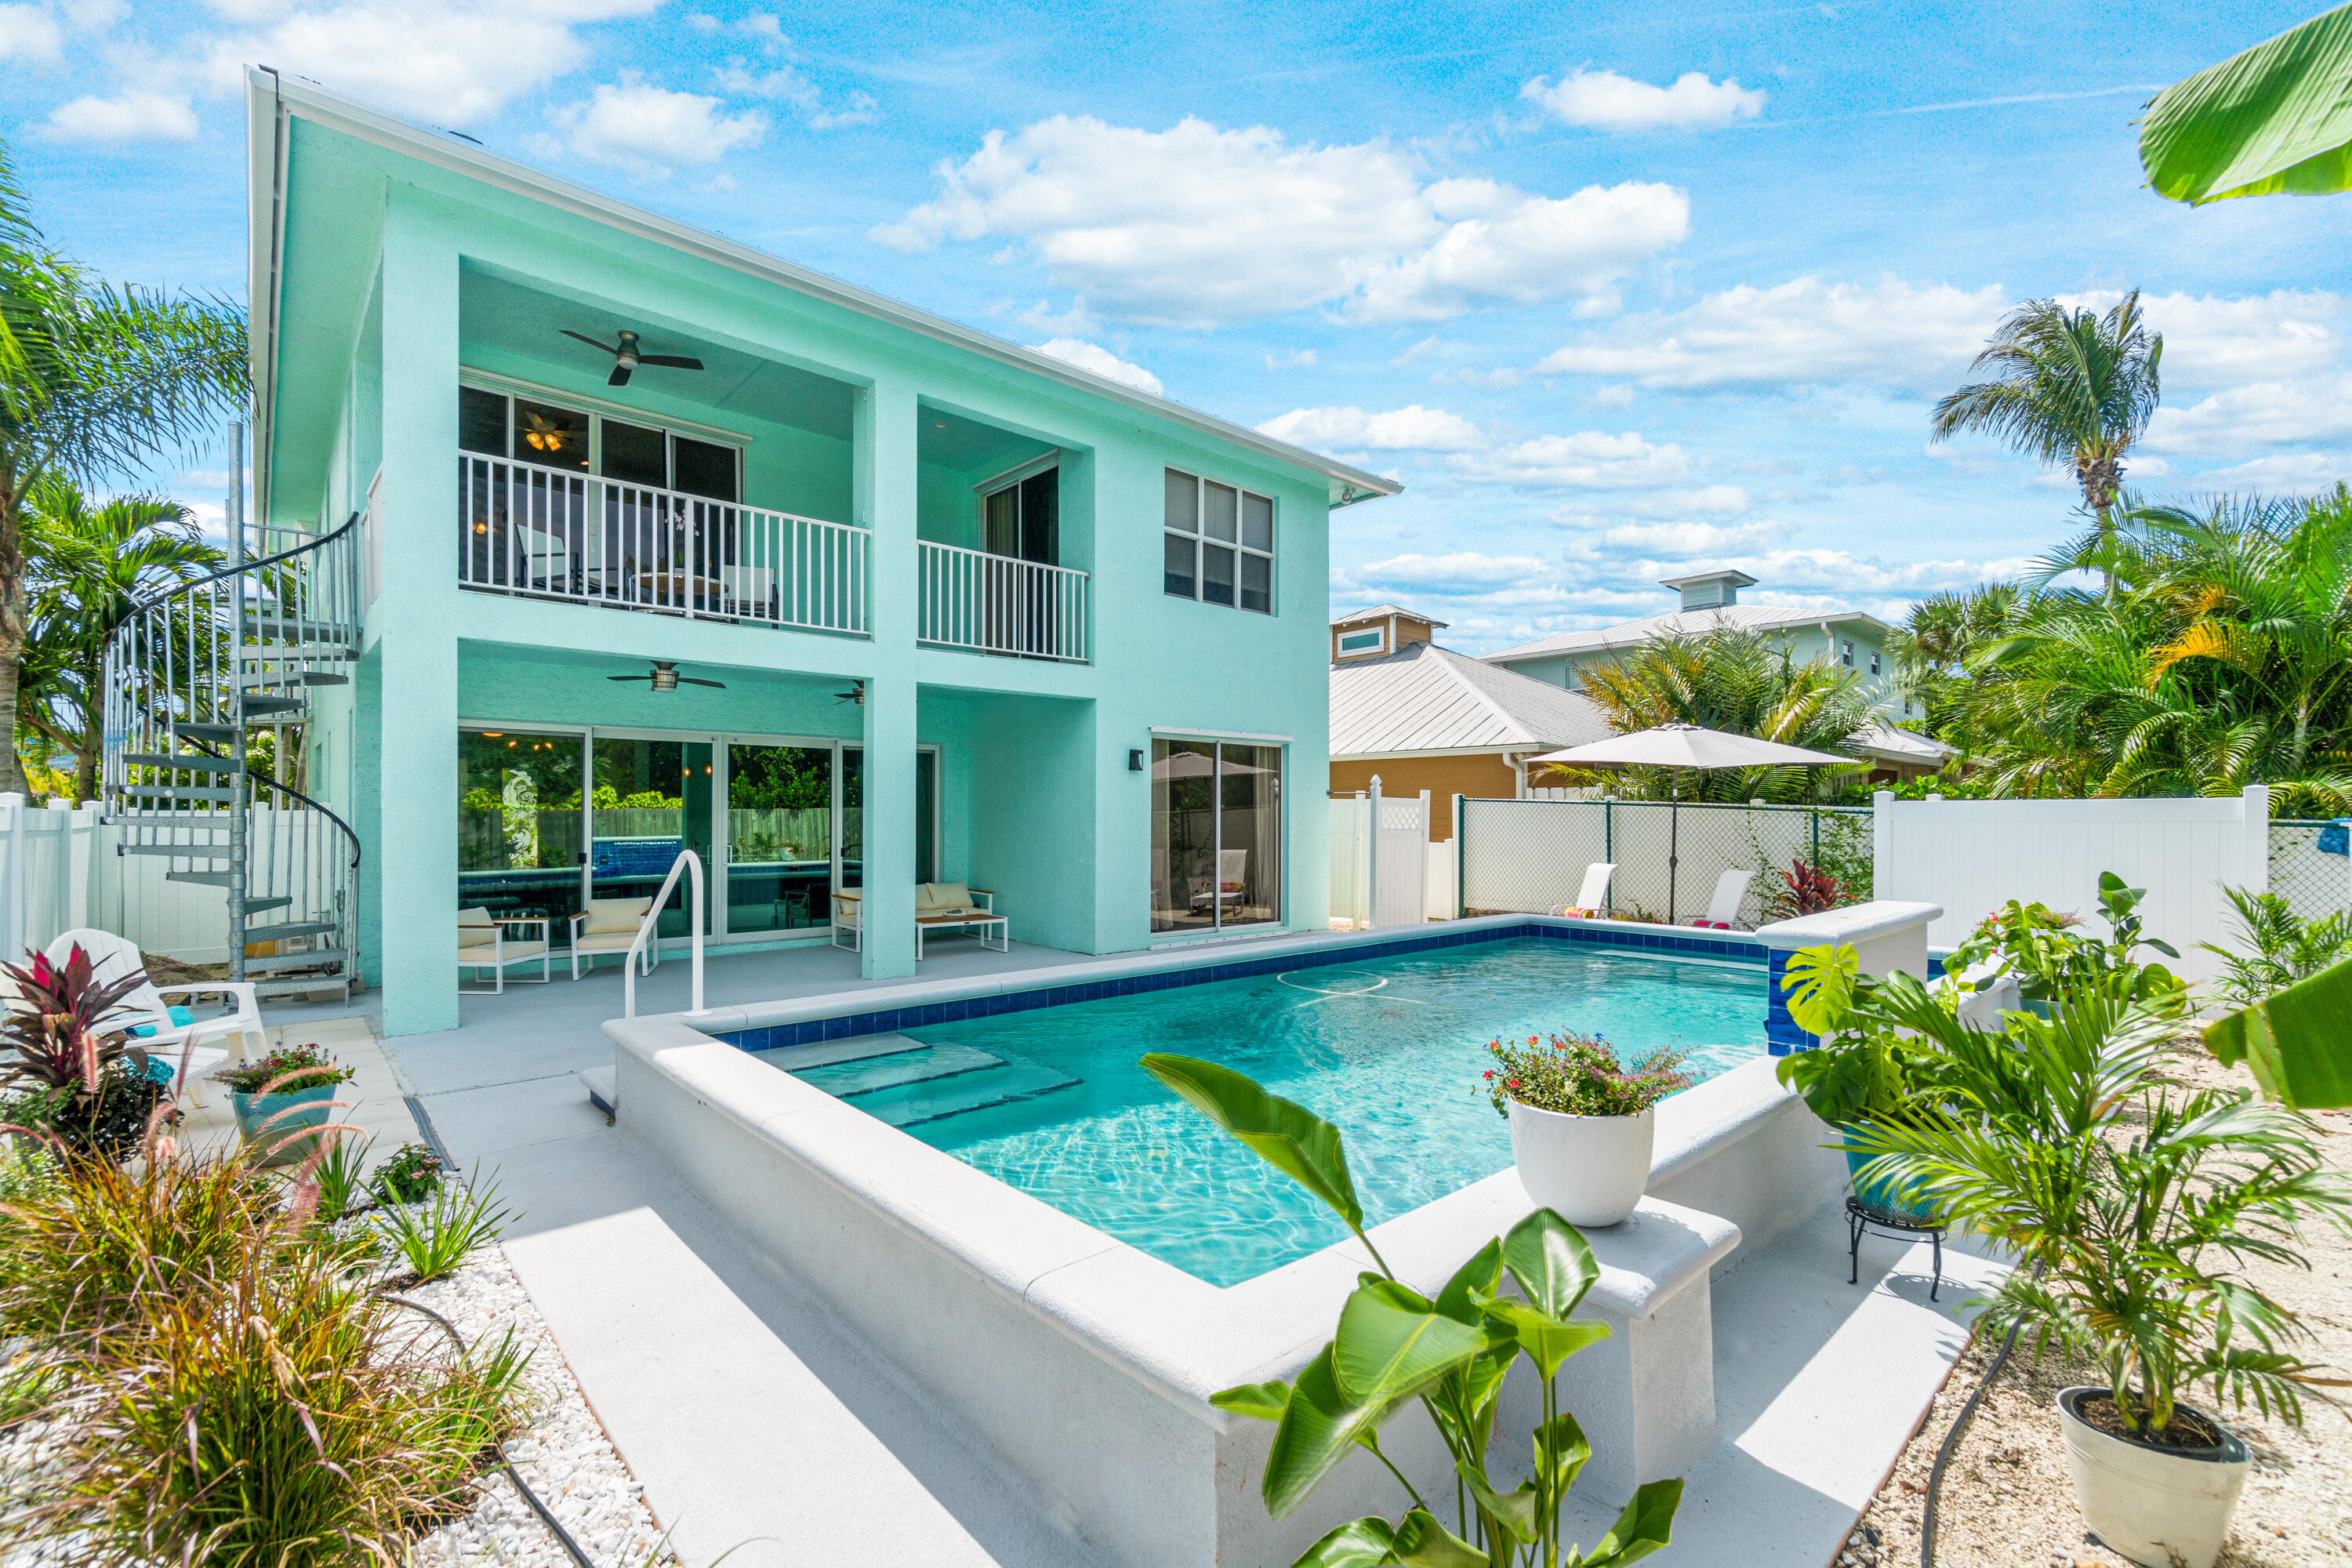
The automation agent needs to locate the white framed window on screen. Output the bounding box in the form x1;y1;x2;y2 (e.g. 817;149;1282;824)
1870;650;1881;676
1337;628;1383;655
458;377;744;503
1840;639;1853;668
1164;468;1273;614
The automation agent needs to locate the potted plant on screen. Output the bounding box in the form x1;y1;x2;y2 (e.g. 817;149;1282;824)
1853;967;2339;1568
218;1044;354;1167
1482;1030;1689;1227
0;945;172;1161
1773;945;1943;1222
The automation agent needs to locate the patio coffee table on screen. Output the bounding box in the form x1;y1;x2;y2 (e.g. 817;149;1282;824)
916;912;1009;959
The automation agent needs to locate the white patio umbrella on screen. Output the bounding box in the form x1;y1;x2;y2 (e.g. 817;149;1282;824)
1152;750;1267;780
1529;723;1855;923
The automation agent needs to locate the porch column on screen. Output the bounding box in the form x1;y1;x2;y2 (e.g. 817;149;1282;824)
373;193;463;1035
855;376;918;978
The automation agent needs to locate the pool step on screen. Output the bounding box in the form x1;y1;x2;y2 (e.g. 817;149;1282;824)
753;1033;928;1073
851;1060;1080;1129
797;1043;1004;1098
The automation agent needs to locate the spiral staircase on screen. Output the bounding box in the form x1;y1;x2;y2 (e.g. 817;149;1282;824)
100;517;364;1001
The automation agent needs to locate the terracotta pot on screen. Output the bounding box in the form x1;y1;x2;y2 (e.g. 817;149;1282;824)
1505;1099;1653;1227
2056;1386;2250;1568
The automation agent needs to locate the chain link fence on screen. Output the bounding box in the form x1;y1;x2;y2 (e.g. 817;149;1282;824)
2269;819;2352;923
1458;797;1872;926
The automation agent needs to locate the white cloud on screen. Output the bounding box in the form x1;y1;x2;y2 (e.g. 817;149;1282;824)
1599;519;1782;554
1030;338;1163;397
2060;289;2345;387
2143;374;2352;459
1535;275;2010;394
1522;69;1766;132
873;115;1686;328
550;78;765;173
0;3;60;60
203;0;664;126
1452;430;1698;489
716;63;878;129
2186;450;2352;491
1263;347;1317;369
1258;404;1483;451
43;91;198;143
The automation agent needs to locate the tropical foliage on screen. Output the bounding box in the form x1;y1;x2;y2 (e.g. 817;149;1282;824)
2140;5;2352;205
0;133;247;796
1139;1053;1682;1568
1907;491;2352;811
1569;625;1871;802
1885;583;2016;736
2201;887;2352;1008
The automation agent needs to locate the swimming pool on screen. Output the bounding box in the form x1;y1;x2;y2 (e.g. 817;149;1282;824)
742;936;1766;1285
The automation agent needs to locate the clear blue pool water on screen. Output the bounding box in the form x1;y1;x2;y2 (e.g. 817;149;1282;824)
750;937;1767;1287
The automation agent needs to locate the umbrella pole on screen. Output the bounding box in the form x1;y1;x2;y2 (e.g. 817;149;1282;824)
1668;771;1680;926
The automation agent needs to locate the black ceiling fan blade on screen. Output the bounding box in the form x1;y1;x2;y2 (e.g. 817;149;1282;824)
639;354;703;370
561;329;618;354
607;365;633;388
607;674;652;682
681;677;727;688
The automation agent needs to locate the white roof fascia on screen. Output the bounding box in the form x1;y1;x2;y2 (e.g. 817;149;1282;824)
1486;606;1894;664
241;67;1400;511
1332;745;1527;762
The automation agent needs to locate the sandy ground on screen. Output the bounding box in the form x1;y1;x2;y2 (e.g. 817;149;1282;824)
1840;1045;2352;1568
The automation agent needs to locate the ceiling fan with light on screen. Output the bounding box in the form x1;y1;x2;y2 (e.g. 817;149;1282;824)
561;328;704;389
609;660;725;692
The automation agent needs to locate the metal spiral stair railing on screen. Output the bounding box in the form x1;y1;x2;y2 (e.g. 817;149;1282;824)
100;515;364;1001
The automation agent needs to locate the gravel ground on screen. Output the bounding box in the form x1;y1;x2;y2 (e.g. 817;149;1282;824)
1842;1045;2352;1568
402;1236;677;1568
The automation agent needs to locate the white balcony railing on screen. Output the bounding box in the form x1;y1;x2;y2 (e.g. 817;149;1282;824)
458;454;869;637
917;540;1090;663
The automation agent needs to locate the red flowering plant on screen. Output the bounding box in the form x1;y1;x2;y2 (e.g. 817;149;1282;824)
1480;1030;1691;1118
216;1041;354;1098
0;944;175;1159
1765;858;1846;920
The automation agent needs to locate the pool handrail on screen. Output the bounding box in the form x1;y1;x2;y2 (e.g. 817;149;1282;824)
623;849;707;1019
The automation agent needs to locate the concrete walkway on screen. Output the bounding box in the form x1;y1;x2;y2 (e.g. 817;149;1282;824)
288;971;1997;1568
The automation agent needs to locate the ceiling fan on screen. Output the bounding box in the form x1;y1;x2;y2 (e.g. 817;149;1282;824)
609;660;725;692
561;328;704;389
837;680;865;706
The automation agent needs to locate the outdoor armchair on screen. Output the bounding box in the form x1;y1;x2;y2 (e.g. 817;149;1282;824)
568;897;658;980
458;907;553;993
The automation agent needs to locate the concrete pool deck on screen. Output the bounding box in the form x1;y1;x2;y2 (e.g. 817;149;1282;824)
267;935;2003;1568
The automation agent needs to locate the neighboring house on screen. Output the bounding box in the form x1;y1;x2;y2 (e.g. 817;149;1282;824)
145;72;1397;1036
1328;607;1613;837
1481;568;1948;780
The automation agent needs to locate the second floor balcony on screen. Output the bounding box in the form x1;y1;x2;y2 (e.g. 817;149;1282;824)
454;452;1090;662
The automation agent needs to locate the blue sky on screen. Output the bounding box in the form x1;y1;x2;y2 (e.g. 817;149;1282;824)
5;0;2345;652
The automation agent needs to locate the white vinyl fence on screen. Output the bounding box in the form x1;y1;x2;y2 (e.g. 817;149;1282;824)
1329;786;1457;928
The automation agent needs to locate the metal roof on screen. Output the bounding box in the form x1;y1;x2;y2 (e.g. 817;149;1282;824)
1848;720;1954;763
242;67;1403;515
1330;641;1613;759
1332;604;1447;629
1485;604;1893;665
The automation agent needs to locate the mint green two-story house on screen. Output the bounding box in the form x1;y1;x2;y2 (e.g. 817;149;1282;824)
142;71;1393;1036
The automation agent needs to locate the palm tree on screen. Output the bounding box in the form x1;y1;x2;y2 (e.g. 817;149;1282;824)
1887;583;2016;737
1930;293;2162;590
17;477;222;800
0;134;246;796
1570;624;1875;802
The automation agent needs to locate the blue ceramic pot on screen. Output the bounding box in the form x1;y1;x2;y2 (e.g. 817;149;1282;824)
229;1082;339;1166
1844;1132;1936;1225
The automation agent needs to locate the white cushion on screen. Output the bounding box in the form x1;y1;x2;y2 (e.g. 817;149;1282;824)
572;931;641;952
458;906;495;931
460;939;547;963
583;897;653;936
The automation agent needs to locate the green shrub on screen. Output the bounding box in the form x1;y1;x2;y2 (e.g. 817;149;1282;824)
2202;887;2352;1008
376;1177;511;1285
367;1142;444;1207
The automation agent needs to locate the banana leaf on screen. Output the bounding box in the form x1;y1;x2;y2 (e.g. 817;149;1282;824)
2205;951;2352;1107
1140;1053;1364;1229
2141;3;2352;203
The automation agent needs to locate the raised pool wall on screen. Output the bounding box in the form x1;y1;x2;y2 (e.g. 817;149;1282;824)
604;915;1851;1568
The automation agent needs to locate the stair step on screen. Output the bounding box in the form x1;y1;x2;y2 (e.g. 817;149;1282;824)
844;1057;1081;1129
237;631;357;655
242;948;347;974
239;920;339;943
119;785;238;803
240;697;307;719
797;1044;1004;1098
238;670;348;688
252;974;351;1000
173;724;239;745
118;840;230;857
122;753;241;775
750;1033;928;1073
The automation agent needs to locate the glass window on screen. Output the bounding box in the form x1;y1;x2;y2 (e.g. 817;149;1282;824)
1163;470;1199;533
1163;533;1196;598
985;486;1020;557
1338;628;1381;654
459;730;584;946
1202;543;1236;607
1203;482;1238;543
1149;739;1280;935
514;399;590;469
602;419;667;488
589;737;710;938
1241;492;1272;552
1870;651;1881;676
673;436;738;502
1842;640;1853;667
459;387;508;457
723;743;834;934
1240;554;1271;614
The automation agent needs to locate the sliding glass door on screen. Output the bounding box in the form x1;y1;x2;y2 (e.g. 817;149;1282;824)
1149;739;1281;935
723;743;834;935
589;737;713;938
459;730;586;942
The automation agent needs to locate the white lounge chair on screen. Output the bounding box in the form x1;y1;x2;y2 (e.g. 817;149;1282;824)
1189;848;1248;913
458;907;552;993
1555;862;1615;918
833;884;1007;957
42;927;264;1105
568;897;658;979
1686;869;1757;931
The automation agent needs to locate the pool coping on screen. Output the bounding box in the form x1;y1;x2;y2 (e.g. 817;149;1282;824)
671;913;1771;1051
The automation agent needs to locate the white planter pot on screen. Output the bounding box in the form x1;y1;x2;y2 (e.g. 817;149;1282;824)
1505;1099;1653;1227
2056;1386;2251;1568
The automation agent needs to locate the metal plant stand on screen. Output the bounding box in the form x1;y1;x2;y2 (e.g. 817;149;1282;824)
1846;1195;1944;1301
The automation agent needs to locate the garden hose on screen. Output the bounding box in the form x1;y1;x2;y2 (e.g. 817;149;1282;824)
1918;1265;2040;1568
380;1290;601;1568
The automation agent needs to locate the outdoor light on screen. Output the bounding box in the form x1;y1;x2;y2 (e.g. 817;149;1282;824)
1129;749;1144;771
